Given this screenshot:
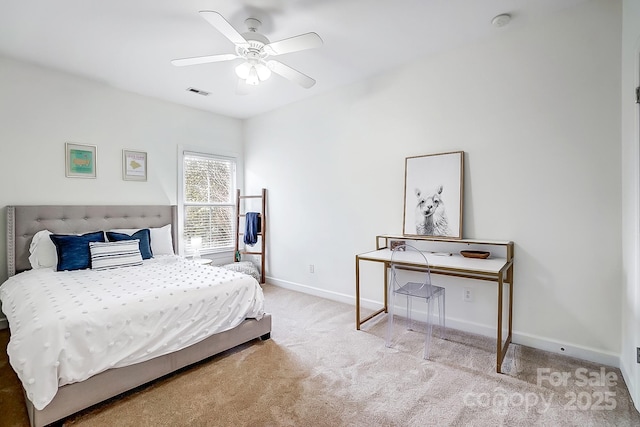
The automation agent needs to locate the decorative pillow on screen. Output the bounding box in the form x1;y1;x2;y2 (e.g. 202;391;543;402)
89;240;143;270
28;229;57;269
149;224;174;255
110;224;174;256
222;261;261;282
106;229;153;260
50;231;106;271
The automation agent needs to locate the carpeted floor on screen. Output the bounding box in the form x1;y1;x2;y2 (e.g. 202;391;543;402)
1;283;639;426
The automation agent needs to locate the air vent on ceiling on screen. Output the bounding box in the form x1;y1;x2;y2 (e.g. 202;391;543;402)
186;87;210;96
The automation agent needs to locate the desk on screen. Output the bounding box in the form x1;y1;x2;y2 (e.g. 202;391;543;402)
355;235;514;373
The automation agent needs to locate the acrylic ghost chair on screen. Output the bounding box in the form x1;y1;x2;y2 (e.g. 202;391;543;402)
385;244;446;359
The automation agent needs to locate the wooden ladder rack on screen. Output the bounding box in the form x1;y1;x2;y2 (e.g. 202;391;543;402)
235;188;266;283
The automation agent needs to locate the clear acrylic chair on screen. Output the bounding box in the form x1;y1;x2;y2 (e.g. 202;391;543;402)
385;244;446;359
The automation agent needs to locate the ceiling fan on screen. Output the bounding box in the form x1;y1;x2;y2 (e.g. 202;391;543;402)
171;11;323;89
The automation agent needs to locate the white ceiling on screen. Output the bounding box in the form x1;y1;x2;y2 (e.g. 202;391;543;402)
0;0;588;119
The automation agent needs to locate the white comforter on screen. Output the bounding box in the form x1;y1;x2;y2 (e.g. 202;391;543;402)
0;255;264;410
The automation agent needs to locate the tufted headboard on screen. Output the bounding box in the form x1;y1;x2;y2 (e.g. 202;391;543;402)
6;205;178;276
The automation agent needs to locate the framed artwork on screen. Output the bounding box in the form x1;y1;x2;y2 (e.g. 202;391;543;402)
122;150;147;181
402;151;464;239
65;142;97;178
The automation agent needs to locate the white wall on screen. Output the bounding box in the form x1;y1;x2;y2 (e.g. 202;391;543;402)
0;55;244;286
620;0;640;409
0;0;627;376
244;0;622;365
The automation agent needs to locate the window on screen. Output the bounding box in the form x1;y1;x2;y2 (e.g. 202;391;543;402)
182;152;236;255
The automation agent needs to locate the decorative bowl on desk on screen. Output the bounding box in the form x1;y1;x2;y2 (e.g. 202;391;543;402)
460;250;491;259
390;240;406;251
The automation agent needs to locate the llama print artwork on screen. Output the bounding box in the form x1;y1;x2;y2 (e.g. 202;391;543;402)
414;185;451;236
403;151;464;239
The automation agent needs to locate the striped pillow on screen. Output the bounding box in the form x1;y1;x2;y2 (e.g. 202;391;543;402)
89;240;143;270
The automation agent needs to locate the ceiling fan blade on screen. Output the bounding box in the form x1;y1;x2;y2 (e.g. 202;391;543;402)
199;11;248;47
264;32;323;56
171;53;238;67
267;60;316;89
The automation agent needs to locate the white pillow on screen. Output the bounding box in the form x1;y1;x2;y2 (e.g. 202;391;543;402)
110;224;174;256
28;230;57;269
149;224;175;255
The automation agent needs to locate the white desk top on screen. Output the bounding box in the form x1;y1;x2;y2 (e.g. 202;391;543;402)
357;248;510;276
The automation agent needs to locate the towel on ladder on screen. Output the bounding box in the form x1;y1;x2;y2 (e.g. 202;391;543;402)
244;212;261;246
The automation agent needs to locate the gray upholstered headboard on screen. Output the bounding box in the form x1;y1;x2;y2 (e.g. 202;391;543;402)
6;205;178;276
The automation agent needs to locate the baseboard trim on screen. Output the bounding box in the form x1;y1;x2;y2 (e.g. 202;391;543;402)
513;331;619;368
266;276;621;369
620;358;639;412
267;277;356;307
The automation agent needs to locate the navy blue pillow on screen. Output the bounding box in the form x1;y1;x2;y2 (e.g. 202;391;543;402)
50;231;106;271
106;229;153;260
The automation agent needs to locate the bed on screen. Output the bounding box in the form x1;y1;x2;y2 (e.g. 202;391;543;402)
1;205;272;427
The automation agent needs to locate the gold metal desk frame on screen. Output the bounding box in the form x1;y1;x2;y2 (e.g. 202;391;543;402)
355;235;514;373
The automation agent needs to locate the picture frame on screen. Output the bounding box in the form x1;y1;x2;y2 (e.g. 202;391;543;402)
122;149;147;181
65;142;97;178
402;151;464;239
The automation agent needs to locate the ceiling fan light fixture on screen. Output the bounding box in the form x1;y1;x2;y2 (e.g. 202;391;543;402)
235;62;251;79
255;62;271;81
237;60;271;85
245;66;260;85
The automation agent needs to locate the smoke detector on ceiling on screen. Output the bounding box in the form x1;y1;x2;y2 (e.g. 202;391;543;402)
491;13;511;28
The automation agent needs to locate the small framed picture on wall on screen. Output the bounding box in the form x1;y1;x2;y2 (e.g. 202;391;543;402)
122;150;147;181
65;142;97;178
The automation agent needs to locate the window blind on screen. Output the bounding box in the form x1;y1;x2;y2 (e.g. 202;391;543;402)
183;153;236;253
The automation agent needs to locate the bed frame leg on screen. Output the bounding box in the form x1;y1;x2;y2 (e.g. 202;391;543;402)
260;332;271;341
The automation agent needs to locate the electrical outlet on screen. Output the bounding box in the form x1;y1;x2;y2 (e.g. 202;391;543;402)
309;264;315;273
463;288;473;302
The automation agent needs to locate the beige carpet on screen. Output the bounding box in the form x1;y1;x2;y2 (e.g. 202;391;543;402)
2;283;640;426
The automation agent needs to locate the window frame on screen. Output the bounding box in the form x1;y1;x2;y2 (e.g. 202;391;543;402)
177;147;240;260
